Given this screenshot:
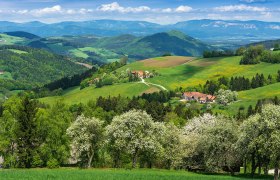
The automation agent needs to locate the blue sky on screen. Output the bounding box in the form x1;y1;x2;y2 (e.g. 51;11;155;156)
0;0;279;24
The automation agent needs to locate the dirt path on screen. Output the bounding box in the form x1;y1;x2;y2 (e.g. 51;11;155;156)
139;77;167;91
75;62;93;69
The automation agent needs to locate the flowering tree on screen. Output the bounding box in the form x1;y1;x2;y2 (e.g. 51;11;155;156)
216;89;238;106
238;104;280;180
67;115;104;168
106;110;162;168
160;123;184;169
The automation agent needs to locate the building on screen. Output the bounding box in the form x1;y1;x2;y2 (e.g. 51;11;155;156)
183;92;216;104
131;70;151;79
0;70;4;75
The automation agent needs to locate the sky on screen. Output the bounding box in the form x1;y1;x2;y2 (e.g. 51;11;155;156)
0;0;280;24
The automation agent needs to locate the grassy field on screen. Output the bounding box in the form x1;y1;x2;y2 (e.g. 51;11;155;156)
0;168;273;180
0;34;26;45
41;82;159;105
40;56;280;109
222;82;280;115
118;56;280;89
69;47;120;62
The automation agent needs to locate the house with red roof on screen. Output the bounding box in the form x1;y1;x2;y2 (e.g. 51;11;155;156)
183;92;216;104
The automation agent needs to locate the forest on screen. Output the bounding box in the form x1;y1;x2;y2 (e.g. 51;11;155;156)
0;45;86;91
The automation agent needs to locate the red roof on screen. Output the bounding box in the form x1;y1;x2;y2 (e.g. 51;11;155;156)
183;92;216;100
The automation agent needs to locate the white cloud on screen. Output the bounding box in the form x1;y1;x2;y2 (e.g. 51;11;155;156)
31;5;62;15
215;4;268;12
239;0;268;3
175;5;193;13
11;5;93;16
98;2;192;14
98;2;151;13
270;25;280;30
162;8;172;13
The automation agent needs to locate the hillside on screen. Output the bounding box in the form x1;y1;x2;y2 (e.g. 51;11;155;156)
247;39;280;49
0;46;87;92
4;31;40;39
40;55;280;115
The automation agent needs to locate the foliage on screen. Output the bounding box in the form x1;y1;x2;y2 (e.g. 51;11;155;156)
0;45;86;91
240;45;264;65
106;110;163;168
216;89;238;106
67;115;104;168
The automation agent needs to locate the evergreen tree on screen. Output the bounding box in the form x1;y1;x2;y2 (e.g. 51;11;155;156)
15;96;39;168
247;105;254;118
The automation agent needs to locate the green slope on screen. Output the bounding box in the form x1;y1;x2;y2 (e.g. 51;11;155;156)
40;83;159;105
225;82;280;113
0;46;87;91
120;56;280;89
40;56;280;110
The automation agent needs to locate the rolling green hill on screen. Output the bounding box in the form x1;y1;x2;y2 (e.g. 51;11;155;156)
1;31;214;64
40;55;280;115
0;46;87;93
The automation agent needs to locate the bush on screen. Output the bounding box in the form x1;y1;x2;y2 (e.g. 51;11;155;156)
47;159;60;169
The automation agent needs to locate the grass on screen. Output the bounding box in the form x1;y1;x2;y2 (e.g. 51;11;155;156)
120;56;280;90
0;168;273;180
40;56;280;112
8;49;28;54
0;34;26;45
223;82;280;115
69;47;120;61
0;71;13;80
40;82;158;105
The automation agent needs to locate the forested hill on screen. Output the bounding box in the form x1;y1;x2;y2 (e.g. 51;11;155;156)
0;45;87;91
1;30;213;63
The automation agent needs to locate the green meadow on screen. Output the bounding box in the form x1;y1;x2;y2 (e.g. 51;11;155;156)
41;82;158;105
0;169;273;180
40;56;280;113
121;56;280;89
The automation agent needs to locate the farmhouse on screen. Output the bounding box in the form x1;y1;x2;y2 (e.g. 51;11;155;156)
0;70;4;75
183;92;216;104
131;70;151;78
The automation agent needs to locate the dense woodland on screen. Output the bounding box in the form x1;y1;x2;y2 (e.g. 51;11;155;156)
0;45;87;91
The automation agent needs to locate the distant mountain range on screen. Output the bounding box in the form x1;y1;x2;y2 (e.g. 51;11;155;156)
0;30;213;62
1;19;280;45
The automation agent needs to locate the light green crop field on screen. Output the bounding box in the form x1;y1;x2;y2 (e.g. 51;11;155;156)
0;168;272;180
0;34;26;45
69;47;120;61
8;49;28;54
40;82;159;105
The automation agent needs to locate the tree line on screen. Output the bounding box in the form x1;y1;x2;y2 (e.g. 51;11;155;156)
240;45;280;64
187;70;280;95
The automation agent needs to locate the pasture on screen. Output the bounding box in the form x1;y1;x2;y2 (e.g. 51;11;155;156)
40;82;160;105
119;56;280;90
